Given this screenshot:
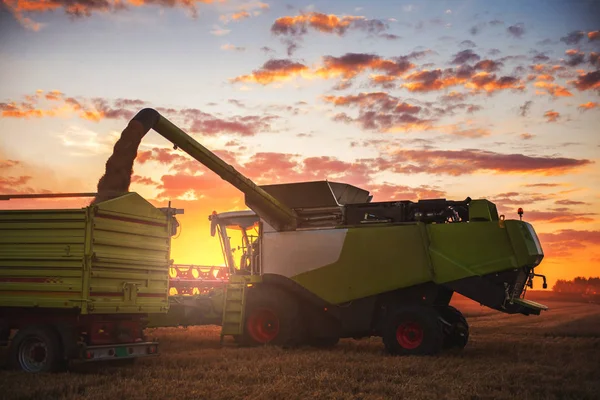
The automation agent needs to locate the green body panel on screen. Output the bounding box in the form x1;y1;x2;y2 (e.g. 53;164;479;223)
290;217;541;305
427;221;518;283
0;193;172;314
292;224;432;304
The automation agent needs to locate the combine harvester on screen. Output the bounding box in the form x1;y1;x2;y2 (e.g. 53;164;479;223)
0;109;548;372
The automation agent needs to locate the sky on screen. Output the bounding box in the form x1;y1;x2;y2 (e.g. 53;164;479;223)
0;0;599;289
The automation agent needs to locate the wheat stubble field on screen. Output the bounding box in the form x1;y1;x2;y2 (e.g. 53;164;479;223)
1;297;599;400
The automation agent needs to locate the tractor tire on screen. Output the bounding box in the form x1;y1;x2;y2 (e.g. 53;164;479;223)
307;336;339;348
382;305;444;356
9;325;66;373
437;305;469;349
242;285;303;347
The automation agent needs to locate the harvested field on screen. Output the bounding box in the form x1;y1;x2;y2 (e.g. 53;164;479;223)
1;299;599;400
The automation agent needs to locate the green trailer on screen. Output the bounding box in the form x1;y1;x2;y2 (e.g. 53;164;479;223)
0;193;180;371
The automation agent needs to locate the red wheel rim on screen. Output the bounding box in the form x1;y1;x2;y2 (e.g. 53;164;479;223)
247;308;280;343
396;321;424;349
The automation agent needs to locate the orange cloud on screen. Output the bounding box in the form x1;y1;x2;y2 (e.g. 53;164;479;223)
571;70;600;91
536;74;554;81
3;0;217;29
370;149;592;176
316;53;414;80
578;101;598;111
403;69;463;92
230;59;310;85
589;31;599;41
271;12;386;36
544;110;560;123
219;2;268;23
538;229;600;258
525;210;596;223
465;72;524;93
534;81;573;97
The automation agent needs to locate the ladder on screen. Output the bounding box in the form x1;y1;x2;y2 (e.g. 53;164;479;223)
220;278;247;342
219;274;262;343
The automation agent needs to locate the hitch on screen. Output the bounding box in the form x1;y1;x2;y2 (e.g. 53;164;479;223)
527;272;548;289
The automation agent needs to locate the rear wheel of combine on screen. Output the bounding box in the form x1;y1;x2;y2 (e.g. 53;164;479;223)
9;326;65;373
242;286;302;347
382;306;443;356
438;305;469;349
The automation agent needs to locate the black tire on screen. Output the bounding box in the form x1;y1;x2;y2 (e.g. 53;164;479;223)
242;285;303;347
382;305;444;356
307;336;339;348
9;326;65;373
437;305;469;349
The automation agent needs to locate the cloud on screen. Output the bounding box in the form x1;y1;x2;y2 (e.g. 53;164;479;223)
589;52;600;68
317;53;414;81
534;82;573;97
1;91;279;137
323;92;434;132
589;31;600;41
538;229;600;257
473;59;503;72
464;72;524;93
0;92;145;121
369;149;591;176
210;25;231;36
231;51;435;87
544;110;560;123
451;49;481;64
578;101;598;111
560;30;585;45
564;49;586;67
271;12;388;37
131;175;159;186
230;59;309;85
369;183;446;202
402;69;461;92
507;23;525;38
219;2;269;24
460;40;476;48
571;70;600;91
520;133;535;140
4;0;215;29
525;209;596;223
270;12;392;54
519;100;533;117
524;183;563;188
221;44;246;52
555;199;590;206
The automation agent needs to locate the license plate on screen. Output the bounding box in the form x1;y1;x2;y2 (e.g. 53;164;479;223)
115;346;129;357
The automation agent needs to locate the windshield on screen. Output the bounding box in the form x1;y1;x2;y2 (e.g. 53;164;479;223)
216;220;260;274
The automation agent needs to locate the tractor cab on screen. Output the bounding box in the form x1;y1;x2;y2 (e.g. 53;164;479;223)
209;210;260;276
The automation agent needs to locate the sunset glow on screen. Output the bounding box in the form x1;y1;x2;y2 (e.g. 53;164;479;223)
1;0;599;289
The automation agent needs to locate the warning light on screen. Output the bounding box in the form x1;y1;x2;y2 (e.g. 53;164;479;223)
518;207;524;221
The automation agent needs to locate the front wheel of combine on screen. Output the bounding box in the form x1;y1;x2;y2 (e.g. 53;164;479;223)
382;306;443;356
438;305;469;349
242;286;302;347
9;326;65;373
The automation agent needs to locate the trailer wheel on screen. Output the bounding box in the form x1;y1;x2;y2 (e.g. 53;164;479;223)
382;306;443;356
438;305;469;349
10;326;65;373
243;286;302;347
